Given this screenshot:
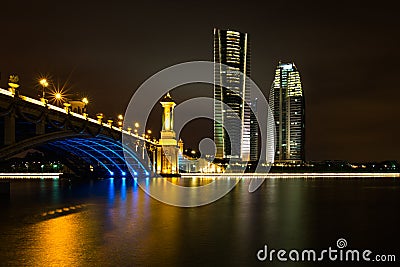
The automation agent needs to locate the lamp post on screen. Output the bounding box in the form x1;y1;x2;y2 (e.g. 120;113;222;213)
39;78;49;103
8;75;20;96
133;122;140;135
82;97;89;117
117;114;123;129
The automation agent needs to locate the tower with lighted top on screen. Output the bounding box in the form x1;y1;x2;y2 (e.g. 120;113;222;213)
156;93;180;176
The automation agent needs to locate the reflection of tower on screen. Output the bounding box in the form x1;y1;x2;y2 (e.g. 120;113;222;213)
156;93;180;175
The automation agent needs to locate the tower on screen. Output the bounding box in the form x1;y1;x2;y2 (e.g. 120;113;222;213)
156;93;179;175
250;98;259;161
213;28;251;161
270;62;305;163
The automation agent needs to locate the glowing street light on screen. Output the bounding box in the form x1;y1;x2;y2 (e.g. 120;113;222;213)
39;78;49;88
39;78;49;102
118;114;123;120
55;92;62;100
147;129;152;134
81;97;89;115
134;122;139;128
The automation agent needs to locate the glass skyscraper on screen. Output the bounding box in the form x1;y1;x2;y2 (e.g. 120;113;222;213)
269;62;305;163
250;98;259;161
213;28;251;161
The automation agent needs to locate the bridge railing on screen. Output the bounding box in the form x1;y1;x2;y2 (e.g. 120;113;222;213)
0;87;156;145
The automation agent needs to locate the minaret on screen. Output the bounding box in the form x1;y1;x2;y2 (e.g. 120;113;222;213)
156;93;180;176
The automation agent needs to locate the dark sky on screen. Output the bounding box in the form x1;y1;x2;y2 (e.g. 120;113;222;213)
1;0;399;162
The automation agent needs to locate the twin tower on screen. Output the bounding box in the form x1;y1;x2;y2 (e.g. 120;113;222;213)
156;28;306;176
213;28;305;164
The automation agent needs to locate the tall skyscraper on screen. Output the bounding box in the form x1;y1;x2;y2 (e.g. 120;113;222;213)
270;62;305;163
213;28;250;161
250;98;259;161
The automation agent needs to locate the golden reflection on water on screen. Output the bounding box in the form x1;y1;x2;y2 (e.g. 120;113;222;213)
30;212;90;266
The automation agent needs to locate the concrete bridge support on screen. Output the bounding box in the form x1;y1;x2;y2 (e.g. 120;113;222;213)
36;120;45;135
4;111;15;145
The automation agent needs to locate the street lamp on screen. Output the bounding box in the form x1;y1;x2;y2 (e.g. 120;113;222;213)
8;75;20;96
39;78;49;103
82;97;89;115
117;114;123;129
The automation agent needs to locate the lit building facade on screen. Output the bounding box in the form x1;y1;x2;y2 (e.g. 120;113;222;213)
270;62;305;163
213;28;251;161
250;98;259;161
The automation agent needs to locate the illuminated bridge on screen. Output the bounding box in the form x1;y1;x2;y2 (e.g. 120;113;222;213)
0;88;156;178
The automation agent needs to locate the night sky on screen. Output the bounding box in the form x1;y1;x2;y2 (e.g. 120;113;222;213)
1;0;399;162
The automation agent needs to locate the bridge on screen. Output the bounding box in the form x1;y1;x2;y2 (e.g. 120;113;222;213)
0;87;156;178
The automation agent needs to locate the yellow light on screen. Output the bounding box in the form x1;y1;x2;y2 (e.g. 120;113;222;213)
134;122;139;128
147;129;152;134
39;78;49;87
55;93;62;100
82;97;89;105
118;114;123;120
118;121;122;126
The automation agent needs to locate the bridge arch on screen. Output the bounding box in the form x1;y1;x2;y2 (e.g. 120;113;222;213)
0;132;150;177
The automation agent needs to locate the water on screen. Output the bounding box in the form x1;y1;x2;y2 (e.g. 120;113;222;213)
0;177;399;266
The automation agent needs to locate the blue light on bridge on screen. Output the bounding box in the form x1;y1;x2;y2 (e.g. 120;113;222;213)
56;141;114;175
50;137;151;177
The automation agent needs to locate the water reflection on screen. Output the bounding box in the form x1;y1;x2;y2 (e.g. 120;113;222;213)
30;213;88;266
0;177;399;266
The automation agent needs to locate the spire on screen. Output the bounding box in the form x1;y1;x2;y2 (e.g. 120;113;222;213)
162;92;174;103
